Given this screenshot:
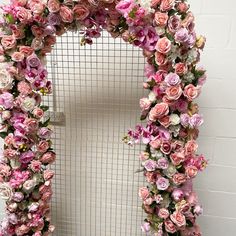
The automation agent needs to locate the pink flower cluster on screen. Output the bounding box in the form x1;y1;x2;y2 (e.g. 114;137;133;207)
0;0;206;235
123;0;207;235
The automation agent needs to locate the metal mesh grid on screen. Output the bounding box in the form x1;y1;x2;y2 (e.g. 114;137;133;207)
45;30;148;236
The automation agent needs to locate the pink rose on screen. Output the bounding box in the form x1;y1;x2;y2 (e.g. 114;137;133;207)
37;140;49;153
164;219;176;233
170;211;186;227
165;85;182;100
0;163;11;177
183;84;200;101
170;152;185;166
26;53;41;68
175;62;187;75
173;173;187;185
155;12;168;26
59;5;74;23
40;152;56;164
47;0;61;13
29;160;42;172
73;5;90;21
11;52;24;62
177;2;189;13
29;1;45;15
185;166;198;178
159;116;171;128
156;37;171;54
17;81;32;95
31;25;44;38
160;141;172;154
139;187;149;200
165;73;180;86
168;15;181;33
33;107;44;118
19;46;34;56
16;7;32;23
140;98;152;111
1;35;16;50
185;140;198;155
160;0;175;11
151;0;161;7
141;222;150;233
10;0;27;6
155;52;167;65
15;224;30;236
43;169;54;180
158;208;169;219
171;188;184;202
149;102;169;122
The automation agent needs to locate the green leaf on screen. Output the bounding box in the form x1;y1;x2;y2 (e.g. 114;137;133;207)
40;118;50;127
5;14;15;24
0;132;8;139
40;105;49;112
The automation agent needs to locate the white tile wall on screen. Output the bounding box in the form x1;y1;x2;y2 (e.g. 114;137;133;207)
0;0;235;235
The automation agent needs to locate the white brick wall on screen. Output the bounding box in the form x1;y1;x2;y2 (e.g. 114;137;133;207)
0;0;235;235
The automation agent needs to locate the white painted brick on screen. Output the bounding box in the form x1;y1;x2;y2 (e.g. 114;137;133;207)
200;108;236;137
228;16;236;49
201;0;235;15
197;190;236;218
197;136;215;161
198;216;236;236
197;79;236;109
195;165;236;193
214;138;236;167
195;15;231;48
188;0;203;14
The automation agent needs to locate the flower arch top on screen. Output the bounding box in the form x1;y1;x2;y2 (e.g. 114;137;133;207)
0;0;206;235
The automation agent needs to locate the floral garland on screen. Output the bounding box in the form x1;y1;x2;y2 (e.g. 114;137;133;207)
0;0;206;235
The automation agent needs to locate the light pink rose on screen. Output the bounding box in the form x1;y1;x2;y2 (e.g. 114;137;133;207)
177;2;189;13
0;163;11;177
170;211;186;227
140;98;152;111
165;85;182;100
149;102;169;122
19;46;34;57
1;35;16;50
160;0;175;11
151;0;161;7
16;7;32;23
60;5;74;23
40;152;56;164
164;219;176;233
183;84;200;101
185;140;198;155
29;1;45;15
160;141;172;154
23;179;36;193
33;107;44;118
170;152;185;166
159;116;171;128
29;160;42;172
47;0;61;13
73;5;90;21
17;81;32;95
156;37;171;54
15;224;30;236
155;52;167;65
0;92;14;109
43;169;54;181
11;52;24;62
155;12;168;26
185;166;198;178
10;0;27;6
156;177;169;190
37;140;49;153
158;208;169;219
139;187;149;200
175;62;187;75
173;173;187;185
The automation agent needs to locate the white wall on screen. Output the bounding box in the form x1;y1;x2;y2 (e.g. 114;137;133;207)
0;0;235;235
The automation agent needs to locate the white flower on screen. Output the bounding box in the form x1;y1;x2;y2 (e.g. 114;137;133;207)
23;179;36;193
170;114;180;126
148;91;156;102
0;183;13;200
21;97;36;112
137;0;154;14
0;63;13;90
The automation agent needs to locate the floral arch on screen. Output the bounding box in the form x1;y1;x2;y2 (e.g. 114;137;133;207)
0;0;207;235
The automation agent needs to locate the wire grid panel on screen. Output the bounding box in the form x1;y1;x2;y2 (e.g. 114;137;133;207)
45;30;148;236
